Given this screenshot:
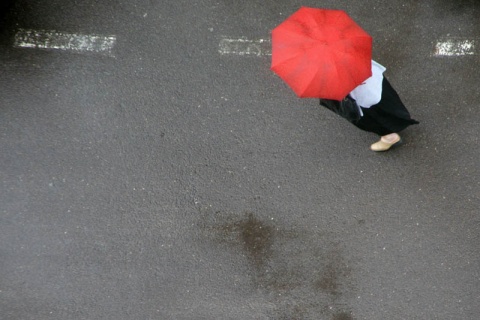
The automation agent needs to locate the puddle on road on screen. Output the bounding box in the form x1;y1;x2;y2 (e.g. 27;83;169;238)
314;247;352;296
316;262;341;295
199;209;357;319
233;212;274;268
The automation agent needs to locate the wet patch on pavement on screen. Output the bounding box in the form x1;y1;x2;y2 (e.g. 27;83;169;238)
218;212;274;269
314;246;352;296
198;208;357;319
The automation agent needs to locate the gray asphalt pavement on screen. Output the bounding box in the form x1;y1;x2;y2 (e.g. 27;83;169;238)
1;1;479;319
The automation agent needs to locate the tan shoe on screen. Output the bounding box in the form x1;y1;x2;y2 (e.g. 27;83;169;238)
370;137;402;152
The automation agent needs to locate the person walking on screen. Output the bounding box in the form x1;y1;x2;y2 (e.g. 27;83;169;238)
271;7;419;151
319;60;419;151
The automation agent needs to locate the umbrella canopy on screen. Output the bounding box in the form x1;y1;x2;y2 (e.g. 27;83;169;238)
271;7;373;100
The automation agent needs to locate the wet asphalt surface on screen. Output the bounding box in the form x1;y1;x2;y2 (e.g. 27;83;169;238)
1;1;479;319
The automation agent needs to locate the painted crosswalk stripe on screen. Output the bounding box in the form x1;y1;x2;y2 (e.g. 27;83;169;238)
218;37;271;56
434;38;476;56
13;29;116;56
219;36;478;58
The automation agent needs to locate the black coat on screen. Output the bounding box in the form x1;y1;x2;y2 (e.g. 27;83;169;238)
319;95;362;122
319;77;419;136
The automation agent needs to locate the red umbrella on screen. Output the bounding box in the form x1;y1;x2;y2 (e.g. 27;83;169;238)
271;7;373;100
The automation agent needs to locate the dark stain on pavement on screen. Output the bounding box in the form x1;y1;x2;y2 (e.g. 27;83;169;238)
212;212;274;269
237;212;274;268
314;247;352;296
200;208;355;319
316;262;340;294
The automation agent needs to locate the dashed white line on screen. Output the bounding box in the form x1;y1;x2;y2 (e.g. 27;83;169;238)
14;29;116;56
434;38;476;56
218;35;477;58
218;37;271;56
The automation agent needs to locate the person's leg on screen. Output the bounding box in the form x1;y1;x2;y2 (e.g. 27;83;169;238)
355;77;418;151
370;133;402;151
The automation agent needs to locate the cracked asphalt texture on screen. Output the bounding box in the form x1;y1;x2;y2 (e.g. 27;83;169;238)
1;0;479;319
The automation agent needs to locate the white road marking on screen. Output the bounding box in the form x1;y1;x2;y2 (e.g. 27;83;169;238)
434;38;476;56
218;37;271;56
14;29;116;56
219;36;478;58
